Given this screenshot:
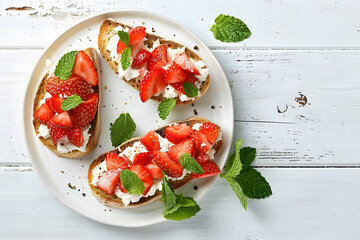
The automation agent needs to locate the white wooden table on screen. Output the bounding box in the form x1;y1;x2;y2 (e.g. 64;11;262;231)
2;0;360;239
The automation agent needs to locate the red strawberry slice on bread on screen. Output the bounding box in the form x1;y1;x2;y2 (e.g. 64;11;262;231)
139;68;167;102
72;50;99;86
174;52;200;75
47;121;69;143
50;111;72;128
190;130;212;153
190;161;220;179
199;122;220;144
147;45;168;71
145;163;163;179
129;26;147;52
152;151;184;178
164;123;192;143
171;71;197;94
117;40;127;54
96;169;120;195
168;138;195;162
45;95;64;114
165;63;187;84
67;127;84;147
34;103;55;123
195;152;210;163
106;152;129;171
69;93;98;127
129;164;153;195
140;131;160;151
131;49;151;69
133;152;153;165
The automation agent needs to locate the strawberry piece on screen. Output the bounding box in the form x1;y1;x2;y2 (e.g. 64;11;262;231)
133;152;152;165
139;68;167;102
171;71;197;94
47;121;68;143
106;152;129;171
168;139;194;162
50;111;72;128
147;45;168;70
117;40;127;54
69;93;98;127
67;127;84;147
164;123;192;144
118;180;127;193
145;163;163;179
190;161;220;179
152;151;183;178
165;63;187;84
129;26;147;52
195;152;210;163
190;130;212;153
34;103;55;123
131;49;151;69
174;52;200;75
199;122;220;144
45;95;64;114
129;164;153;195
72;50;99;86
140;131;160;151
46;75;93;101
96;169;120;195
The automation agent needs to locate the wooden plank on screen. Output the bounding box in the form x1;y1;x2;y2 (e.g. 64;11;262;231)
1;0;360;48
0;168;359;239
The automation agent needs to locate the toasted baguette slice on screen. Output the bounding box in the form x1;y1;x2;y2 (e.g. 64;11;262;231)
98;19;210;105
88;116;223;208
32;48;102;158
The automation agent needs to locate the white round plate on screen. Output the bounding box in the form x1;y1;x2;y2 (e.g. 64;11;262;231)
23;10;234;227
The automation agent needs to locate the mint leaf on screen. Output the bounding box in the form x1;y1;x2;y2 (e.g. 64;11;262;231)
222;139;243;178
210;14;251;43
118;30;130;47
60;95;83;111
120;169;145;195
158;98;176;120
110;112;136;147
54;51;78;80
240;147;256;167
121;47;132;71
179;153;204;174
183;82;198;97
162;177;177;210
225;177;247;210
236;167;272;199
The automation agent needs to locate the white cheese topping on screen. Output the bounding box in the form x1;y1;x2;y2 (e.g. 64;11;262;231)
119;141;148;162
37;124;50;139
56;125;92;153
91;160;107;185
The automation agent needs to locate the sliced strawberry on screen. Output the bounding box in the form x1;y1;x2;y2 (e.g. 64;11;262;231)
46;75;92;101
47;121;68;143
69;93;98;127
129;164;153;195
72;50;99;86
165;63;187;84
106;152;129;171
190;161;220;179
171;71;197;94
168;139;194;162
34;103;55;123
128;26;146;52
139;68;167;102
50;111;72;128
133;152;152;165
117;40;127;54
67;127;83;147
118;180;127;193
131;49;151;69
152;151;183;178
199;122;220;144
45;95;64;114
174;52;200;75
96;169;120;195
195;152;210;163
164;123;192;144
145;163;163;179
147;45;168;71
140;131;160;151
190;130;212;153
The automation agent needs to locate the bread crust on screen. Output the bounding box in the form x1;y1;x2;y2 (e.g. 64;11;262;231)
98;19;210;105
32;48;102;158
88;116;223;208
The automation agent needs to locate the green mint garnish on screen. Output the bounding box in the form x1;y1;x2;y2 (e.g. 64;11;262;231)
60;95;83;111
240;147;256;168
162;177;200;221
120;169;144;195
221;139;243;179
158;98;176;120
210;14;251;43
117;31;130;47
110;112;136;147
236;167;272;199
183;82;198;97
179;153;204;174
120;46;132;71
54;51;78;80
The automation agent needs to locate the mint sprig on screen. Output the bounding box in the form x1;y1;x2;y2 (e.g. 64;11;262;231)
60;95;83;111
54;51;78;80
183;82;198;97
120;169;145;195
121;46;132;71
158;98;176;120
179;153;204;174
118;30;130;47
110;112;136;147
210;14;251;43
162;176;200;221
